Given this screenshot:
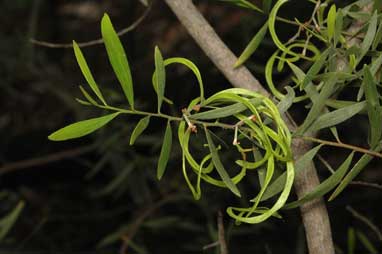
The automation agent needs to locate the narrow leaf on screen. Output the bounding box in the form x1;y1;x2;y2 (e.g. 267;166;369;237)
155;46;166;112
356;231;378;254
49;112;120;141
130;116;151;145
277;86;295;114
0;201;24;240
301;47;331;89
73;41;107;105
190;98;261;120
263;0;273;13
358;11;378;64
220;0;262;12
157;121;172;180
205;127;241;197
363;65;382;147
260;145;322;201
101;14;134;108
334;9;343;45
372;18;382;50
284;152;354;209
307;101;366;132
329;142;382;200
234;21;268;68
79;85;98;105
348;227;356;254
296;76;338;135
327;4;336;41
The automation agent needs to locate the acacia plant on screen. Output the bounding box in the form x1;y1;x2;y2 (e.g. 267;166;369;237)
49;0;382;253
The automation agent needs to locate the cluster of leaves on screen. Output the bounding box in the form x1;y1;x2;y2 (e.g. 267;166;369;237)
48;13;296;224
49;0;382;234
229;0;382;201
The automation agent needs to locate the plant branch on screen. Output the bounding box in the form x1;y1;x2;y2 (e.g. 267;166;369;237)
163;1;334;254
346;206;382;241
217;211;228;254
301;136;382;159
30;2;152;49
0;144;96;175
349;181;382;191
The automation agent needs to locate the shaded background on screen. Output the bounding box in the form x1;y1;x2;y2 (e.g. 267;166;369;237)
0;0;381;253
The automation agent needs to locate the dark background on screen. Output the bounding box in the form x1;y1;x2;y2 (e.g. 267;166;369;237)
0;0;381;253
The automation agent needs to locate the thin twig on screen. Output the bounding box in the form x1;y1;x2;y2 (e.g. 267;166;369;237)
0;144;96;175
218;211;228;254
349;181;382;191
301;136;382;159
346;206;382;241
316;154;335;174
30;2;152;48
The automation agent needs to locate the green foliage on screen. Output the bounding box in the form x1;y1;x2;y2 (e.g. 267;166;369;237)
49;0;382;234
157;121;172;180
101;14;134;109
130;116;151;145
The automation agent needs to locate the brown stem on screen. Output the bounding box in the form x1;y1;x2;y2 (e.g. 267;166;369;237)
30;2;152;49
163;0;334;253
217;211;228;254
301;136;382;159
0;144;96;175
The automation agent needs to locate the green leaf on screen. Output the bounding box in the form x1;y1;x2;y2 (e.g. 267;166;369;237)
329;142;382;201
234;21;268;68
284;152;354;209
263;0;273;13
73;41;107;105
296;76;338;135
301;47;331;90
334;9;343;45
268;0;293;55
259;145;322;201
190;98;261;120
348;227;356;254
358;11;378;64
372;18;382;50
307;101;366;132
0;201;24;240
204;127;241;197
374;0;382;12
157;121;172;180
369;52;382;75
327;4;336;41
220;0;262;12
356;231;378;254
130;116;151;145
48;112;120;141
153;57;205;104
154;46;166;112
277;86;295;115
79;85;98;105
363;65;382;147
101;14;134;108
227;161;294;223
